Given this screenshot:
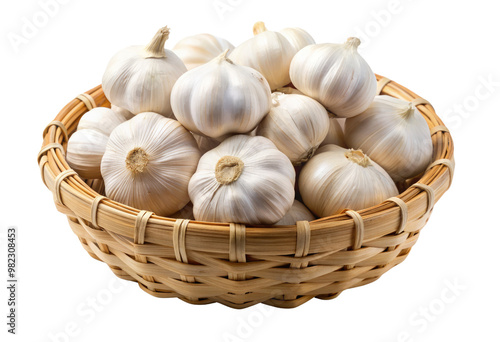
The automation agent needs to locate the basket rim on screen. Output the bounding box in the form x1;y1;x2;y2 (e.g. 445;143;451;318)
38;74;454;256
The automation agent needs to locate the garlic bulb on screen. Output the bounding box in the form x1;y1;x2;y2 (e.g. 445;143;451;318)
111;104;134;120
192;133;220;154
299;145;398;217
256;92;329;164
279;27;315;52
67;107;127;179
345;95;433;182
290;37;377;118
320;113;346;148
173;33;235;70
171;50;272;139
102;26;187;118
229;21;296;90
189;135;295;225
101;112;201;216
275;200;315;226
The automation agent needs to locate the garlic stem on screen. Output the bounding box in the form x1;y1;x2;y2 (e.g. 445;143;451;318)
217;49;234;64
400;104;414;120
345;37;361;50
253;21;268;35
345;149;371;167
126;148;149;174
215;156;244;184
144;26;170;58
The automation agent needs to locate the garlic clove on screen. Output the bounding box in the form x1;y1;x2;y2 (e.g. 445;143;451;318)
102;26;187;118
173;33;235;70
290;37;377;118
344;95;433;182
188;135;296;225
229;21;296;90
299;145;398;217
171;49;272;139
257;92;329;164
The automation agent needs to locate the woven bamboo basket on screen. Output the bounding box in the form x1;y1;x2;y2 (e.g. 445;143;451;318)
38;75;454;309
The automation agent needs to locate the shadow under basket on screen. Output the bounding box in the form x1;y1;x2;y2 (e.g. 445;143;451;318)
38;75;454;309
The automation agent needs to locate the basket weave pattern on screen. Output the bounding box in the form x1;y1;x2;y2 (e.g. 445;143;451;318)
38;75;454;309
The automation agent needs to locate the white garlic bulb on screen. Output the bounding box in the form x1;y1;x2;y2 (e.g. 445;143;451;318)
67;107;127;179
189;135;296;225
171;50;272;139
102;26;187;118
320;113;346;148
229;22;296;90
345;95;433;182
256;92;329;164
279;27;315;52
275;200;315;226
111;104;134;120
173;33;235;70
192;133;221;154
290;37;377;118
101;112;201;216
299;145;398;217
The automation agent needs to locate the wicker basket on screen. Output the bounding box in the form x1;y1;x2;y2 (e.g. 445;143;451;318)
37;75;454;309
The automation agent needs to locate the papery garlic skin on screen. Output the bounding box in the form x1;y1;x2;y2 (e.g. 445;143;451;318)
67;107;127;179
101;112;201;216
257;92;329;164
279;27;315;53
102;26;187;118
320;113;346;148
275;200;315;225
171;50;272;139
173;33;235;70
188;135;295;225
290;38;377;118
111;104;134;120
299;145;398;217
345;95;433;182
229;22;296;90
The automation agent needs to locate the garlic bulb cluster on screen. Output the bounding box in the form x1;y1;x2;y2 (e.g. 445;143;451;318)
101;112;201;216
320;113;346;147
67;107;127;179
290;37;377;117
257;92;329;164
299;145;398;217
102;26;187;118
279;27;315;53
173;33;234;70
171;50;272;139
230;22;296;90
188;135;295;225
275;200;315;225
345;95;433;182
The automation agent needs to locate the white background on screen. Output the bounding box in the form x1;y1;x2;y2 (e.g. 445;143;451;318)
1;0;498;341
